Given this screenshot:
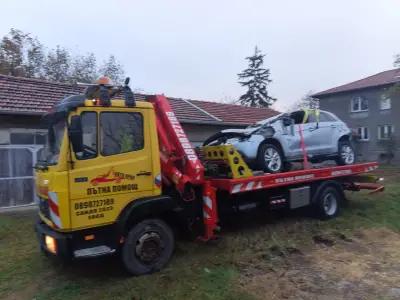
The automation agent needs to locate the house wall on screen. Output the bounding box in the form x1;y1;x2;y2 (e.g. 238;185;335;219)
318;85;400;163
0;115;45;144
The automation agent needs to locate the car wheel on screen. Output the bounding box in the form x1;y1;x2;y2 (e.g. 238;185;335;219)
121;219;174;276
336;140;356;165
257;143;284;173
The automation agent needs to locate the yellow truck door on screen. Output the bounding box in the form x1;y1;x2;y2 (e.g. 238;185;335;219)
68;107;158;229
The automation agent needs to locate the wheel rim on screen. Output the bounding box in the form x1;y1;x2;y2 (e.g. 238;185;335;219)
322;192;337;216
135;232;163;264
264;147;282;172
340;145;355;164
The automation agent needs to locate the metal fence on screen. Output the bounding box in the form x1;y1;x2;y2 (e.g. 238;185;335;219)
0;145;42;208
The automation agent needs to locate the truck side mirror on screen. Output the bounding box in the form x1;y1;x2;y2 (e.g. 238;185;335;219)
69;115;83;153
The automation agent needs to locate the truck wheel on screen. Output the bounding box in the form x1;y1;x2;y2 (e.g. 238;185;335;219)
257;143;284;173
336;140;356;165
122;219;174;275
314;185;342;219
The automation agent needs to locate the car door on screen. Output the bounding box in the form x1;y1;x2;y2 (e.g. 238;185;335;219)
318;111;341;153
68;107;157;229
284;110;311;159
304;111;335;155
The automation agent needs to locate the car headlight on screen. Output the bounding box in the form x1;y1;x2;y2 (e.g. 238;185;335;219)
238;136;250;142
259;126;275;137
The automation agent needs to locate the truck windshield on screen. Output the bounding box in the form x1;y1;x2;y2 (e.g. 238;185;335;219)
39;118;66;165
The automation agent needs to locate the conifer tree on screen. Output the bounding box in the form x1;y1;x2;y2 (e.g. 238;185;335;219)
238;46;276;107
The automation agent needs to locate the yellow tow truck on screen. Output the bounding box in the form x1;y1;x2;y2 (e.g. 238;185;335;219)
35;77;383;275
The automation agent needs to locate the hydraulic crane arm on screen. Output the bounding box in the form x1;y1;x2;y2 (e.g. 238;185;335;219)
147;95;218;240
146;95;205;197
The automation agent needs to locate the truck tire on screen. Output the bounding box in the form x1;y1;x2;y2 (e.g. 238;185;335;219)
122;218;174;275
336;140;356;165
313;184;342;219
257;143;284;173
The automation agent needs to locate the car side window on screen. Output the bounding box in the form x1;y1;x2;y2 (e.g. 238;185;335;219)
319;112;336;122
290;111;305;124
307;113;317;123
75;112;97;160
100;112;144;156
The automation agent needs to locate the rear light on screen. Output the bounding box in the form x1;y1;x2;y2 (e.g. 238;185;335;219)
45;235;57;254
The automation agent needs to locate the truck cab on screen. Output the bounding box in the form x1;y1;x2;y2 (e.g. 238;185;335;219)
35;82;181;274
36;97;162;231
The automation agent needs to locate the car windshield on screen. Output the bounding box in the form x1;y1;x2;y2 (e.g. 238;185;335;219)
39;117;66;166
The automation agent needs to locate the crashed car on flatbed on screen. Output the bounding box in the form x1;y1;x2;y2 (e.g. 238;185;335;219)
203;109;355;173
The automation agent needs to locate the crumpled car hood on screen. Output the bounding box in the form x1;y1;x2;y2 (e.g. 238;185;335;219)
221;113;285;135
221;128;253;135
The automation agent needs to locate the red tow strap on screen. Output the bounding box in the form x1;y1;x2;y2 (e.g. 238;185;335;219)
298;124;310;169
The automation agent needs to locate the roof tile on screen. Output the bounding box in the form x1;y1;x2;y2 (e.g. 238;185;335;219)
314;68;400;97
0;74;279;125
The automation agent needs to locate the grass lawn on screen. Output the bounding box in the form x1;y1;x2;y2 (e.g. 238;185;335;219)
0;167;399;300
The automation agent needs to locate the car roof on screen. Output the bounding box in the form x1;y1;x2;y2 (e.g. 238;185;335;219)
255;109;339;125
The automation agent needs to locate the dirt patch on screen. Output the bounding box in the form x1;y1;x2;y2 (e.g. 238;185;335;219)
239;228;400;300
3;281;40;300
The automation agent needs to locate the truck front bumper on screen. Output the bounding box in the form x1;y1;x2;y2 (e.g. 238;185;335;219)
35;220;72;259
35;220;119;259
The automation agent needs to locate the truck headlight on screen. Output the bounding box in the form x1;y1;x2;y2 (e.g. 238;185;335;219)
45;235;57;254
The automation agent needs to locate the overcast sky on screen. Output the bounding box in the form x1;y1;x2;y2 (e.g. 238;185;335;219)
1;0;399;111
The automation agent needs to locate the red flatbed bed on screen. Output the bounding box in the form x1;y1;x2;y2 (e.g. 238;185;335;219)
150;94;383;241
209;162;379;194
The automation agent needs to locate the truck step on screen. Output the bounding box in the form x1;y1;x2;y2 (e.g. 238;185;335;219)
74;245;115;258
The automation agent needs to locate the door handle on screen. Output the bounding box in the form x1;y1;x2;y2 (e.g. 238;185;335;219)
136;171;152;176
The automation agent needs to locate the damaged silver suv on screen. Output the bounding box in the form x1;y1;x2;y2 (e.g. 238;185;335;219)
203;109;355;173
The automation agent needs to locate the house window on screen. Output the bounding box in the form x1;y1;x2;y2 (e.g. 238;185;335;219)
378;125;394;140
10;133;34;144
380;95;391;110
9;130;47;145
357;127;369;141
351;96;368;112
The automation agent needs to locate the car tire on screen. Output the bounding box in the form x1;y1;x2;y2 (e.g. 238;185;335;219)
257;143;284;173
313;184;342;220
335;140;356;165
121;219;174;276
